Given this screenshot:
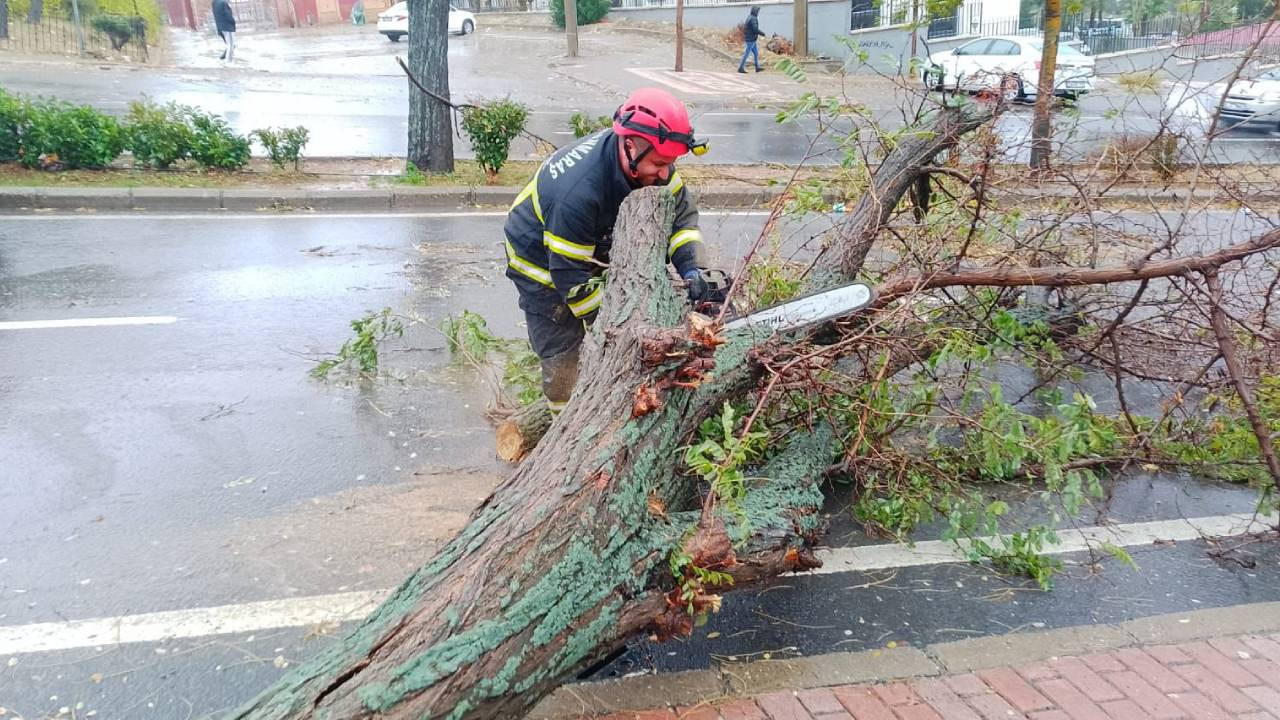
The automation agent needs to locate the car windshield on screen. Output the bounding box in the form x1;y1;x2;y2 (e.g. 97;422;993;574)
1257;70;1280;81
1027;41;1086;56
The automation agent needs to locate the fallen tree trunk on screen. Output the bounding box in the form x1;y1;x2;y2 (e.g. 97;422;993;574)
494;400;552;462
232;188;829;720
233;104;1280;719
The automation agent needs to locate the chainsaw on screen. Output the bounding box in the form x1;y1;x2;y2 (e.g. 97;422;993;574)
691;270;877;334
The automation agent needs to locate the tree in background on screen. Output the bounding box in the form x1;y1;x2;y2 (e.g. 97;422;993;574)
1030;0;1062;169
407;0;454;173
675;0;684;71
27;0;42;22
1;0;9;39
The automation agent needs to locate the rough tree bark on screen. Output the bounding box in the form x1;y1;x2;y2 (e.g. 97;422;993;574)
407;0;454;173
232;105;1280;719
232;186;832;720
1029;0;1061;170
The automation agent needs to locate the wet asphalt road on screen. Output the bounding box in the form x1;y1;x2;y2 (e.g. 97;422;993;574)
0;211;1277;719
2;26;1279;165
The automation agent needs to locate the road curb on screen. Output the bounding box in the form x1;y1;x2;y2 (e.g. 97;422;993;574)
2;185;1277;213
526;600;1280;718
0;185;786;212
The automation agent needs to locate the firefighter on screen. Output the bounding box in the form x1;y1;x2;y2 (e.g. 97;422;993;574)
503;87;717;413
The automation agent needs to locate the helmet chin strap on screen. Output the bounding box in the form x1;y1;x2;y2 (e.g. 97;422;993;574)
624;139;654;178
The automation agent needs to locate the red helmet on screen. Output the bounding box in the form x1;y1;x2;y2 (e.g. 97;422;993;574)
612;87;707;158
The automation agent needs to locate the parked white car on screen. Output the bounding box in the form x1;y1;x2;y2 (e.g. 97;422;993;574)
924;36;1096;100
1219;68;1280;130
377;2;475;42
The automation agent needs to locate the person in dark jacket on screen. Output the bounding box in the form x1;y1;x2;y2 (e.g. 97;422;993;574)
212;0;236;62
738;6;765;73
504;87;717;413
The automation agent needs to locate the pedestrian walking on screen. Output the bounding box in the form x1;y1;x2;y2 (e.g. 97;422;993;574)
738;6;765;73
212;0;237;63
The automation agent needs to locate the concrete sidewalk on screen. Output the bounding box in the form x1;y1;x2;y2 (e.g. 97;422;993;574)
529;602;1280;719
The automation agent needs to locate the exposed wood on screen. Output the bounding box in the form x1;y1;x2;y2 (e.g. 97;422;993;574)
495;400;552;462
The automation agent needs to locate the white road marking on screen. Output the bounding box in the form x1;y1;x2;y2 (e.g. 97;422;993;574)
0;591;386;656
0;316;179;331
627;67;759;95
0;512;1270;656
811;512;1278;576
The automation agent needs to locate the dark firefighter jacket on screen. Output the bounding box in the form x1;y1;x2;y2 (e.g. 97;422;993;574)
503;129;706;324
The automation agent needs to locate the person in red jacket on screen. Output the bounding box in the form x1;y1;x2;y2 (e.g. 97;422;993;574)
503;87;716;413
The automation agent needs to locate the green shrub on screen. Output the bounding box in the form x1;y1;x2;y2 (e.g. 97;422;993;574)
124;99;193;168
549;0;609;29
252;126;310;170
185;109;250;169
569;112;611;139
19;99;124;169
460;99;529;183
0;89;24;164
90;14;146;50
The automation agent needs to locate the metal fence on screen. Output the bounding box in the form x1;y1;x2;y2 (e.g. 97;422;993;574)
456;0;542;11
910;7;1279;58
849;0;979;39
0;16;150;61
220;0;278;30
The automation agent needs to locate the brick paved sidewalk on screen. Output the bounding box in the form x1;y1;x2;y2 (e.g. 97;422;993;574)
595;633;1280;720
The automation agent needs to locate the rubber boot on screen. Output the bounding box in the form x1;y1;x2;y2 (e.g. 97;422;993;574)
540;344;581;414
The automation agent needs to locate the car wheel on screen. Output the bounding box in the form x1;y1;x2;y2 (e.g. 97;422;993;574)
388;33;402;42
463;20;473;35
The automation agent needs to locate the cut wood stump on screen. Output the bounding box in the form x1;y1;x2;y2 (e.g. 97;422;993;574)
495;399;552;461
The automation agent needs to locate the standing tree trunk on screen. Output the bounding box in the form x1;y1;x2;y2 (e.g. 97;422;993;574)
1;0;9;40
27;0;41;23
564;0;578;57
1029;0;1062;170
674;0;684;72
794;0;809;57
407;0;455;174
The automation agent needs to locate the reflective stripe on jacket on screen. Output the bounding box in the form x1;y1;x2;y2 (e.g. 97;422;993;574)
503;129;706;323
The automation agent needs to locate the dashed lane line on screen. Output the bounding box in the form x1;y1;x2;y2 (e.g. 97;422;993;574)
0;316;179;331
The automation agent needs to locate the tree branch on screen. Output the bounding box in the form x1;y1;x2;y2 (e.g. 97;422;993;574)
871;228;1280;307
1204;270;1280;486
